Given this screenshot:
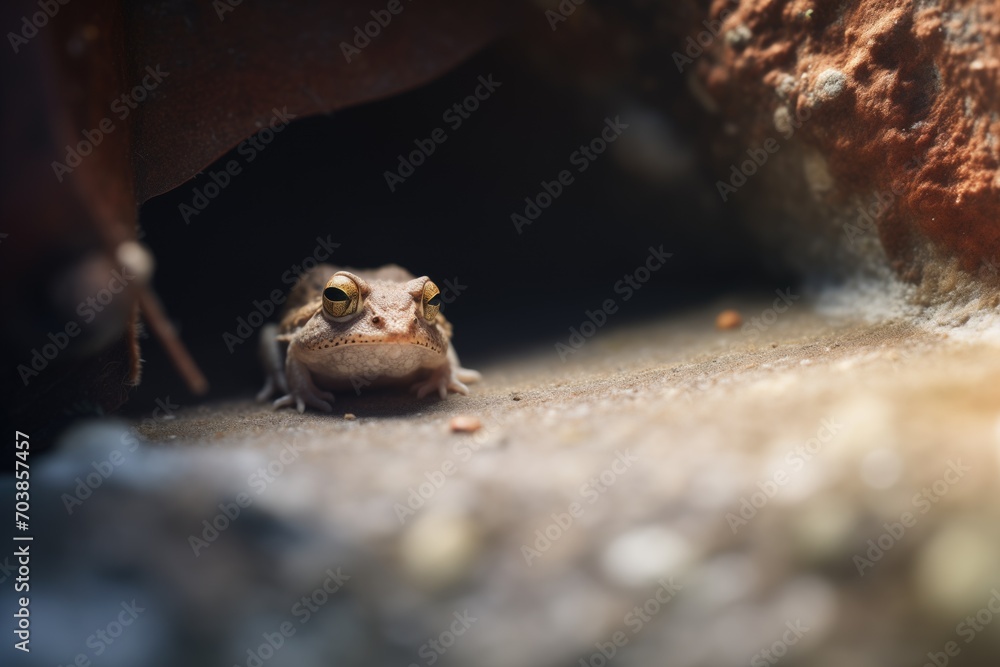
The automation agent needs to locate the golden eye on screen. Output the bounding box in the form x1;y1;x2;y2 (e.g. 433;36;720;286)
323;275;362;319
422;280;442;322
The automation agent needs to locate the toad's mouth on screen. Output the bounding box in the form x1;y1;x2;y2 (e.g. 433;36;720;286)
299;337;448;382
302;335;446;356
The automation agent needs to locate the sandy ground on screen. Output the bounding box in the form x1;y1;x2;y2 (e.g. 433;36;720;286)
15;296;1000;667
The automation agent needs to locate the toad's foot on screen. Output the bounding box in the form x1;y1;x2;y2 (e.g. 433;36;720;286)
273;355;335;413
412;363;481;400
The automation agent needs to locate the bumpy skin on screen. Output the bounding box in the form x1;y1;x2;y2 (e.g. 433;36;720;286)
257;264;480;413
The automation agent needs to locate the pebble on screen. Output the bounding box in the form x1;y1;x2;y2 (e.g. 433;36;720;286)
716;309;743;330
450;415;482;433
344;413;357;421
814;68;848;102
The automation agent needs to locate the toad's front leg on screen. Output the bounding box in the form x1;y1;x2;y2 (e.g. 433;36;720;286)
272;346;336;413
412;344;481;399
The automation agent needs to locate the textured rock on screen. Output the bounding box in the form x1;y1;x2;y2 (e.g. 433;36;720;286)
697;0;1000;296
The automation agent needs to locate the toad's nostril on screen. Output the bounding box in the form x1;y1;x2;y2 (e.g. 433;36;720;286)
372;316;382;325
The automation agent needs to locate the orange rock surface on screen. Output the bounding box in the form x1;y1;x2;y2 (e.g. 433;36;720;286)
700;0;1000;278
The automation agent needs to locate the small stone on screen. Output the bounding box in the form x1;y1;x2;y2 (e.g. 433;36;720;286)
449;415;481;433
814;68;848;102
716;309;743;330
343;413;357;421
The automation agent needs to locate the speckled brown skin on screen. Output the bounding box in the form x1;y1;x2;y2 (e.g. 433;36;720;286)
699;0;1000;283
257;264;479;413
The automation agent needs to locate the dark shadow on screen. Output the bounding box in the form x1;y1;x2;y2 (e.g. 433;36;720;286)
123;42;786;417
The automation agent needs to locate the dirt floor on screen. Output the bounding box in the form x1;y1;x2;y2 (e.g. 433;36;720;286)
16;294;1000;667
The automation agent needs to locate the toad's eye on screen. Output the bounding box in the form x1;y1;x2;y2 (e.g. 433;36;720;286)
422;280;442;322
323;275;362;319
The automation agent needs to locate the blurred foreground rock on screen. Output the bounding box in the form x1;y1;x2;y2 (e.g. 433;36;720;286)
5;297;1000;666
